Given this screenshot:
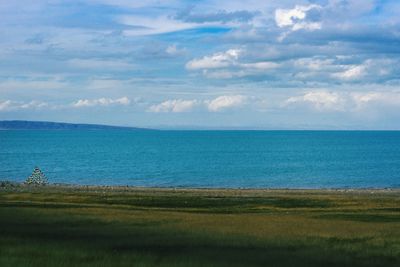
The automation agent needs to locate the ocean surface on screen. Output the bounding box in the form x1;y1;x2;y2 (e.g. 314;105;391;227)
1;130;400;188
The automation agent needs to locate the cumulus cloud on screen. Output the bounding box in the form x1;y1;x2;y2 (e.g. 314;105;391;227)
290;57;397;83
147;99;199;113
330;58;396;81
332;65;366;80
0;100;13;111
186;48;280;78
286;91;345;111
20;101;49;109
186;46;399;81
0;100;49;111
241;62;280;70
72;97;131;107
147;95;249;113
285;90;400;113
293;57;335;71
206;95;248;112
202;70;247;79
275;5;322;31
186;49;242;70
165;44;186;56
351;91;400;110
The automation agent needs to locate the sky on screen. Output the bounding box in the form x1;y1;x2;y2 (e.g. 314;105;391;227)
0;0;400;129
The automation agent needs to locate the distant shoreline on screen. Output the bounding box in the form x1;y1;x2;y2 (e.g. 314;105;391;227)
0;120;153;131
2;120;400;131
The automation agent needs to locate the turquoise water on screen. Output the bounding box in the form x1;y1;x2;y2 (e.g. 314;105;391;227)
1;130;400;188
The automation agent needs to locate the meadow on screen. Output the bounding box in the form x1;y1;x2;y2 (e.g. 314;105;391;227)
0;184;399;266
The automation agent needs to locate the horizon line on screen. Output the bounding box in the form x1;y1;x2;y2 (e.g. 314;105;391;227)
1;120;400;131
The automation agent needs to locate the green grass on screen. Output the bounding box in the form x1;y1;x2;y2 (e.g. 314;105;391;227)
0;185;399;266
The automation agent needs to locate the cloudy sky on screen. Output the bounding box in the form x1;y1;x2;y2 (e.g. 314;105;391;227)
1;0;400;129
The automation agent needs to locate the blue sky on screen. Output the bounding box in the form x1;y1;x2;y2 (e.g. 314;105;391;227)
1;0;400;129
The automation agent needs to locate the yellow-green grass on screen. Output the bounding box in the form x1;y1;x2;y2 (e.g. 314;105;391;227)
0;185;399;266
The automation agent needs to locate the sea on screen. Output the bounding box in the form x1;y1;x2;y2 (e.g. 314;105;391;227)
1;130;400;188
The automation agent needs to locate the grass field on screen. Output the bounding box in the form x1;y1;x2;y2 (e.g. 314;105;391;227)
0;184;399;266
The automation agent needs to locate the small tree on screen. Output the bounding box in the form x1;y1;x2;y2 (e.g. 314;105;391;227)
25;166;48;185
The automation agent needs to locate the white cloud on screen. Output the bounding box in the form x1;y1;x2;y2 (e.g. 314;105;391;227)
285;90;400;113
0;100;13;111
206;95;247;112
294;58;335;71
291;21;321;31
72;97;131;108
147;95;249;113
291;57;396;82
186;48;280;78
165;44;186;56
351;91;400;110
275;5;322;31
352;92;381;105
202;65;278;79
147;99;199;113
240;62;280;70
332;65;366;80
331;59;395;81
20;101;49;109
0;100;49;111
186;49;242;70
166;45;178;55
286;91;345;111
203;70;246;79
187;50;397;81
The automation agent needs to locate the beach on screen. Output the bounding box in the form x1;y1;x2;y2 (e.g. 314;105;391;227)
1;183;399;266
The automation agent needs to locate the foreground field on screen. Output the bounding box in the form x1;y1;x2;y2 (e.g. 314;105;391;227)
0;185;399;267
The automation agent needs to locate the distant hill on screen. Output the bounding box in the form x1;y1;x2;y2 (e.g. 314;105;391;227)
0;120;151;130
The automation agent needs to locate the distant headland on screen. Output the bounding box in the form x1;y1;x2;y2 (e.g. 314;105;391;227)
0;120;152;131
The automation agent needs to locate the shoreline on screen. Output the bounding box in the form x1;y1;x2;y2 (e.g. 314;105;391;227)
1;181;399;194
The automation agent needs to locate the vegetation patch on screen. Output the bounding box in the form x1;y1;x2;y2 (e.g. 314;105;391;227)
0;186;399;267
317;213;400;223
